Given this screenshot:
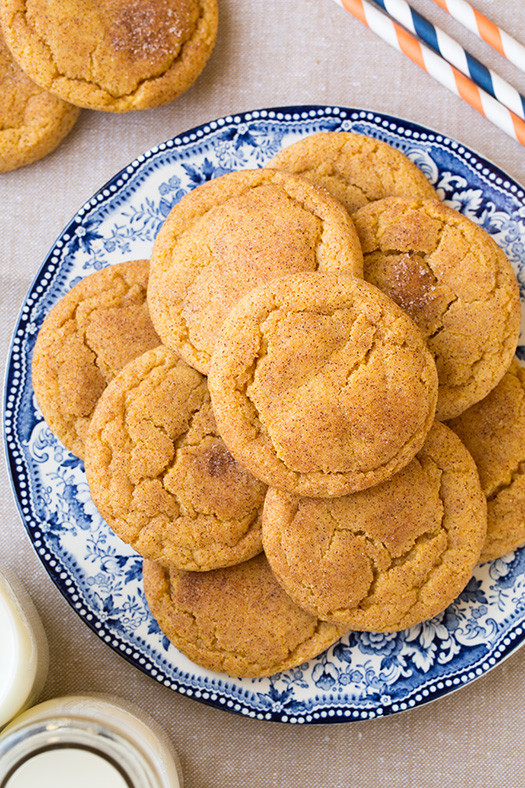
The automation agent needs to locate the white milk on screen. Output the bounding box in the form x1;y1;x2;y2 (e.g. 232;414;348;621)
5;748;130;788
0;567;48;728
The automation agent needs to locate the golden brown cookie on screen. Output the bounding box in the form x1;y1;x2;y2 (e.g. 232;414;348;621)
142;554;347;677
262;421;487;632
32;260;160;459
266;131;438;214
0;0;218;112
448;359;525;562
85;347;266;571
208;272;438;498
148;168;364;375
353;197;521;420
0;26;79;172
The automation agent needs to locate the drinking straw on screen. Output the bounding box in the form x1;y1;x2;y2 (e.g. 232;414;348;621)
330;0;525;146
370;0;525;119
431;0;525;73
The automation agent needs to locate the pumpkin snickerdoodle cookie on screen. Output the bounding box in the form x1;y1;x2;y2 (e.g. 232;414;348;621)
142;554;347;677
148;168;364;375
262;421;487;631
208;272;438;498
266;131;438;215
32;260;160;459
85;346;266;572
353;197;521;420
448;359;525;563
0;27;79;172
0;0;218;112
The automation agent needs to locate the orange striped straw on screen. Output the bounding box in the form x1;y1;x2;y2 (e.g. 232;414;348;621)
332;0;525;146
431;0;525;73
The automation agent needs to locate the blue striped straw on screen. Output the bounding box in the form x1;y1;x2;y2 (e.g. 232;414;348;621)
370;0;525;120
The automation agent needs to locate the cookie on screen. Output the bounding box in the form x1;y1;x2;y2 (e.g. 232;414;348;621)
266;131;438;214
208;272;438;498
148;168;364;375
353;197;521;420
85;347;266;571
0;0;218;112
32;260;160;459
142;554;347;677
0;27;79;172
262;421;487;631
448;359;525;562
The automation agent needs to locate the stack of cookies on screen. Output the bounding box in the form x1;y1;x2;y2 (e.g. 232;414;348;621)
0;0;218;171
32;131;524;679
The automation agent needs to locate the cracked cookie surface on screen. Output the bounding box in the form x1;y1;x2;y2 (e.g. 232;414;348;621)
266;131;437;214
142;553;347;677
448;359;525;562
208;272;438;498
148;168;364;375
262;421;487;631
0;0;218;111
85;346;266;571
353;197;521;420
32;260;160;459
0;26;79;171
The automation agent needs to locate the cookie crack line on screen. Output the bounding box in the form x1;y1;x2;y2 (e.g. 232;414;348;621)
426;294;459;341
109;389;262;550
487;459;525;501
165;578;326;675
14;0;207;101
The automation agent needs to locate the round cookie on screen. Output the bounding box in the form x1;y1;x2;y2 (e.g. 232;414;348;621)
208;272;438;498
353;197;521;420
148;168;364;374
262;421;487;632
266;131;438;214
0;27;79;172
32;260;160;459
85;347;266;572
142;554;347;677
448;359;525;562
0;0;218;112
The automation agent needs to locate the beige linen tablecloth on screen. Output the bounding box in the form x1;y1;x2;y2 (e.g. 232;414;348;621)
1;1;524;785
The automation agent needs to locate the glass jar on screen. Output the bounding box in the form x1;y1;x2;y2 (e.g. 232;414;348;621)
0;695;183;788
0;564;49;728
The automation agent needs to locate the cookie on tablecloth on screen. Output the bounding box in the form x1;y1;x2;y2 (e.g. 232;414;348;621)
208;272;438;498
353;197;521;420
148;168;364;374
32;260;160;459
448;359;525;562
0;0;218;112
262;421;487;631
142;553;347;677
266;131;437;214
85;346;266;571
0;26;79;172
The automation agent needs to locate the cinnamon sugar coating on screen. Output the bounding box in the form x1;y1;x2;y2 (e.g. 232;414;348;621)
262;422;487;631
208;272;438;497
85;347;266;571
142;554;347;677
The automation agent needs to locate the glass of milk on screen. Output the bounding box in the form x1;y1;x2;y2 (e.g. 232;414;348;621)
0;695;183;787
0;565;49;729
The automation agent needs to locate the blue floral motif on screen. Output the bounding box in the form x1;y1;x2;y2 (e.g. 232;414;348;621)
5;107;525;724
68;219;104;254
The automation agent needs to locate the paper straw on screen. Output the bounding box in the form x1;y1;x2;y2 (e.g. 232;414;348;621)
331;0;525;146
431;0;525;73
370;0;525;120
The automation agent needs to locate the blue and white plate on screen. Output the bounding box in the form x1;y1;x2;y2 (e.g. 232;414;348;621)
5;106;525;724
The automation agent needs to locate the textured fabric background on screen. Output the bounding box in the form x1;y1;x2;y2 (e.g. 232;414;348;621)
1;1;524;785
